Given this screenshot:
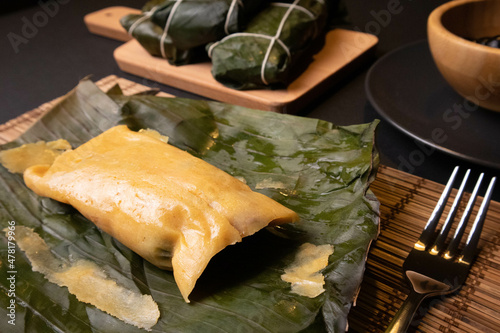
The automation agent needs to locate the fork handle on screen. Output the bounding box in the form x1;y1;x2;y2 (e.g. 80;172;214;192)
385;290;427;333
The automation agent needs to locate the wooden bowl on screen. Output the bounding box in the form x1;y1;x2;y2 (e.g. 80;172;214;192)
428;0;500;112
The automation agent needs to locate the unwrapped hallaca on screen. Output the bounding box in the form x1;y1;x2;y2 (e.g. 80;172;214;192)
8;125;298;302
120;0;267;65
208;0;328;89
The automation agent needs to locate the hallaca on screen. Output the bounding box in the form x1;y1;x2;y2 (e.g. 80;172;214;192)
120;0;267;65
208;0;328;90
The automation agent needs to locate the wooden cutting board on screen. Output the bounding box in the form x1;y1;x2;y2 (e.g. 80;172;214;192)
2;75;500;332
84;6;378;113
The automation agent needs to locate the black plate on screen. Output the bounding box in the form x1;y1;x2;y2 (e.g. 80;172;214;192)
366;40;500;169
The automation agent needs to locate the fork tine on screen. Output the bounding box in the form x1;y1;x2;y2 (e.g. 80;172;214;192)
431;169;471;254
416;166;459;250
444;173;484;258
460;176;497;264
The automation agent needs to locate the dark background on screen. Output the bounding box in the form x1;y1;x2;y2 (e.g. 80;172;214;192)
0;0;498;200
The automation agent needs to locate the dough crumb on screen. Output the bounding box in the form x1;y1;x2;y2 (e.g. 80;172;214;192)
8;226;160;331
281;243;334;298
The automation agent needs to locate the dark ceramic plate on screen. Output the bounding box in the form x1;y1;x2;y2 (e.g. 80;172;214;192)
366;40;500;169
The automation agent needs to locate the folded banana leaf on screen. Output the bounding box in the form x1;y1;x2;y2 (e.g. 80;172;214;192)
0;79;379;333
120;0;267;65
208;0;328;89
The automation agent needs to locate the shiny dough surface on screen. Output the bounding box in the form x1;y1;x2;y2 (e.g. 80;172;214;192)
23;125;298;302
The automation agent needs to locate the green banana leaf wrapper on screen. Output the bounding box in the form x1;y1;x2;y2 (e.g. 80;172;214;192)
120;0;267;65
0;79;379;333
209;0;328;90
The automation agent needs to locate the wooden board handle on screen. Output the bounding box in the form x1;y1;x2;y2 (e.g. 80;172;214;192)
84;6;141;42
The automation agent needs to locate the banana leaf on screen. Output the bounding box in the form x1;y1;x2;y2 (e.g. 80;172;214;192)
120;0;267;65
208;0;328;90
0;79;379;333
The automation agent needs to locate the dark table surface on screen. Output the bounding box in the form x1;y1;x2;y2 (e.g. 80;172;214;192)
1;0;498;200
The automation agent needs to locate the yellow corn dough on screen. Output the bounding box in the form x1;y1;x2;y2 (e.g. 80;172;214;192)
20;125;299;302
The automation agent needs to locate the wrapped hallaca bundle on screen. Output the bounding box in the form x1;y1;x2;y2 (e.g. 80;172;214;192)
120;0;267;65
208;0;328;90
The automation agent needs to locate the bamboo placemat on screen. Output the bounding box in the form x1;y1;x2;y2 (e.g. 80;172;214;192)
350;168;500;333
1;75;499;333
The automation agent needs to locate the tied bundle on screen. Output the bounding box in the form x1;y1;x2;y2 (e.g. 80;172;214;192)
120;0;266;66
208;0;328;90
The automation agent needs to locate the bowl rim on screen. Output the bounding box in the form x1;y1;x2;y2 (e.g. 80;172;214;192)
428;0;500;55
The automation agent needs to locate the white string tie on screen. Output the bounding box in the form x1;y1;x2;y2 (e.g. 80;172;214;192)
160;0;184;59
271;2;320;38
260;0;301;85
224;0;243;35
208;32;291;59
270;2;315;19
208;0;317;85
127;5;160;36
